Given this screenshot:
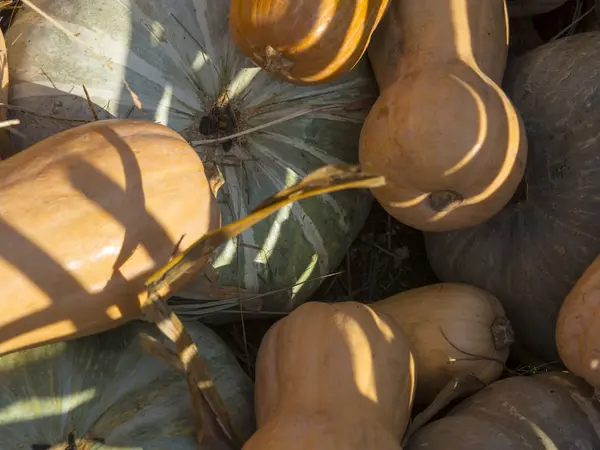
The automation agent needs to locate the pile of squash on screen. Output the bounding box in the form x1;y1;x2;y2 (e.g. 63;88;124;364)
2;0;600;448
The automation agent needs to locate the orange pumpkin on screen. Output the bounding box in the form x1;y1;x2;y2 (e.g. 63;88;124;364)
359;0;527;231
244;301;416;449
229;0;390;85
556;255;600;395
0;119;219;356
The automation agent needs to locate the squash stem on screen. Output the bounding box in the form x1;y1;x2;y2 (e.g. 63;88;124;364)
491;316;515;350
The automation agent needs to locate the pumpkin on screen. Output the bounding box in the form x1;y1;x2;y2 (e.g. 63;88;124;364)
0;320;255;449
6;0;376;319
0;119;219;356
556;255;600;395
229;0;390;85
425;32;600;362
405;371;600;449
372;283;513;410
243;301;416;449
359;0;528;232
507;0;569;17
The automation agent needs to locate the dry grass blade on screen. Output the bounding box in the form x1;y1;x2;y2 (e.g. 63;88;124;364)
0;103;90;123
82;85;98;121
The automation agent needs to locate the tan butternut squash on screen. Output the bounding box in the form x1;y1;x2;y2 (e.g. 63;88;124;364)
0;119;219;356
360;0;528;231
243;301;416;449
373;283;513;410
556;255;600;396
229;0;390;85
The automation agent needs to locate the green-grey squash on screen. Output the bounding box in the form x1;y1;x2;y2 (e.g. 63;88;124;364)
405;371;600;449
5;0;377;320
0;320;255;449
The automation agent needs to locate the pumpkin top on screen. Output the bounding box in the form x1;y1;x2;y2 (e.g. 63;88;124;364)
425;32;600;362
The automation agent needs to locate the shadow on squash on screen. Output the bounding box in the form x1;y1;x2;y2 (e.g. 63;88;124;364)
230;0;373;84
0;124;219;356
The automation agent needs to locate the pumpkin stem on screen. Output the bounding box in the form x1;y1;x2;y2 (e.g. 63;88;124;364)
428;190;463;212
255;45;295;78
491;316;515;350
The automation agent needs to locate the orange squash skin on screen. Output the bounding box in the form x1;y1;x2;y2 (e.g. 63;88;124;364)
360;0;528;231
556;256;600;394
243;301;416;449
0;119;220;356
373;283;513;410
229;0;390;85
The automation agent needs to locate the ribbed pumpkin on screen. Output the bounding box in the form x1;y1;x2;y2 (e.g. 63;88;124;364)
556;255;600;395
6;0;377;319
0;119;218;356
0;320;255;449
405;372;600;449
360;0;528;231
507;0;569;17
373;283;513;410
229;0;390;85
244;301;416;449
425;33;600;362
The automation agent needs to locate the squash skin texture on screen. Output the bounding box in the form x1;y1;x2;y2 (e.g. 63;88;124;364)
0;119;219;356
556;256;600;394
405;372;600;449
373;283;513;410
360;0;527;231
229;0;390;85
244;301;416;449
0;320;255;448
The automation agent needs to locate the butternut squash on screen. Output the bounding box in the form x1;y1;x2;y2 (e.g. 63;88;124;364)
229;0;390;85
556;255;600;396
243;301;416;449
0;119;219;356
373;283;513;410
360;0;528;231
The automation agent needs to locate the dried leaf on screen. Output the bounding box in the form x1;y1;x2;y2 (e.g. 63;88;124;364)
145;164;385;296
141;299;239;449
402;374;486;446
123;79;146;116
82;85;99;121
139;164;385;449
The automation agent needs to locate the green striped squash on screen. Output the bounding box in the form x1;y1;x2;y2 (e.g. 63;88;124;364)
6;0;377;319
0;321;255;449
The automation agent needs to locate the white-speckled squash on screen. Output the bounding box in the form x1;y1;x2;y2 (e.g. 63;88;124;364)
0;320;255;449
6;0;376;319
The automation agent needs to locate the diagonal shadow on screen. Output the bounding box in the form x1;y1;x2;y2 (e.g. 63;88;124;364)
0;125;188;356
